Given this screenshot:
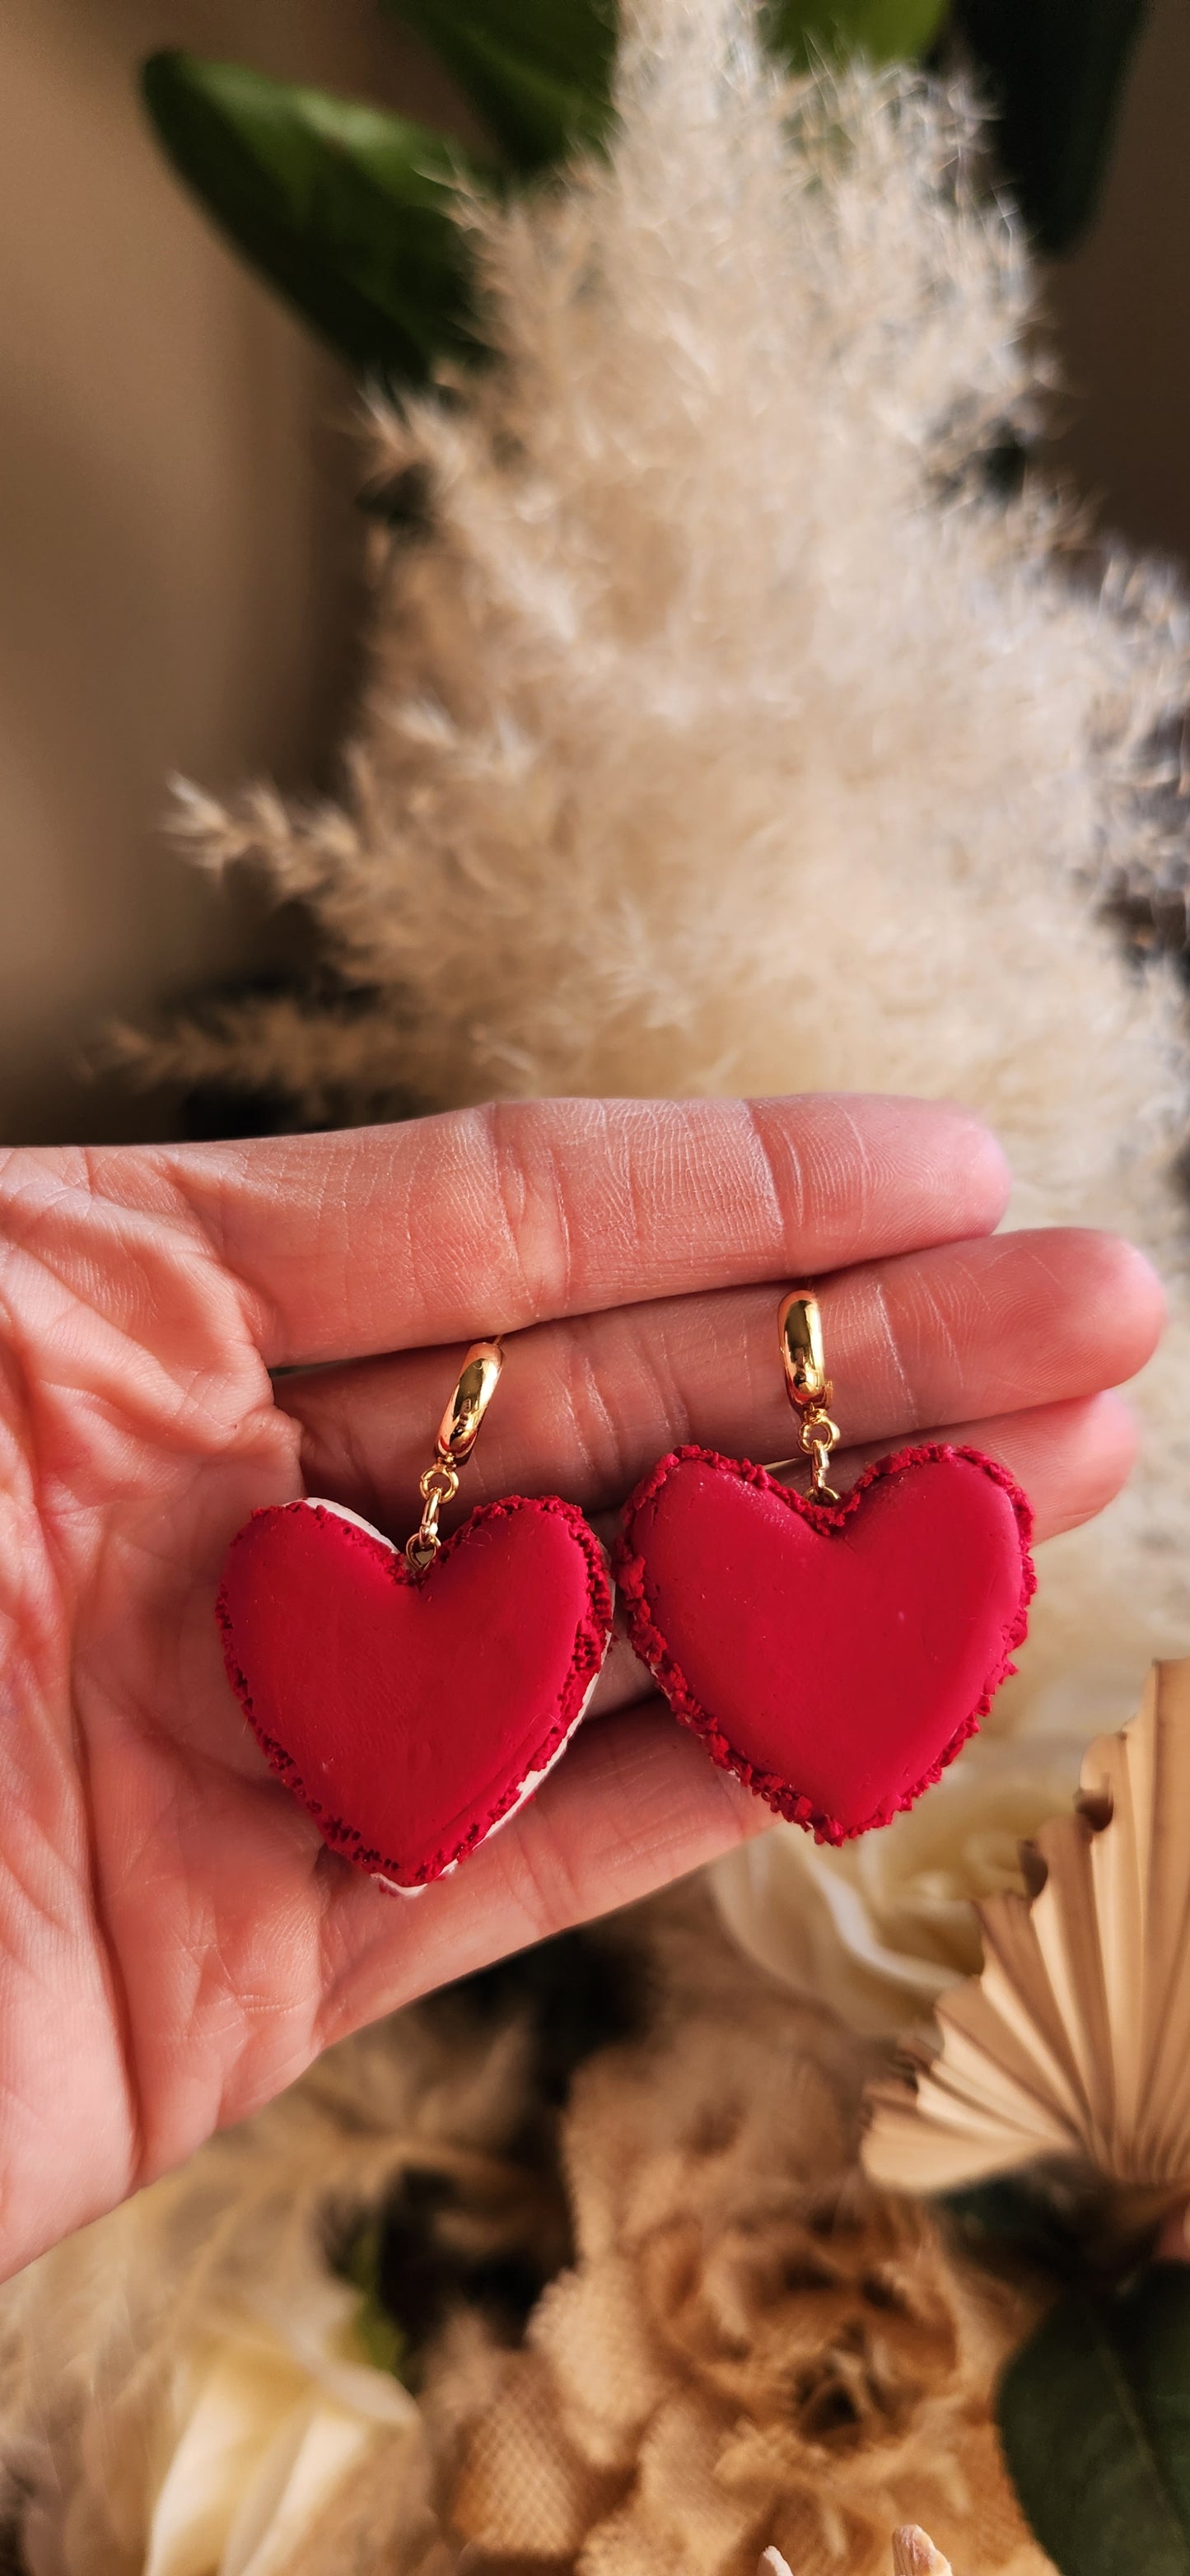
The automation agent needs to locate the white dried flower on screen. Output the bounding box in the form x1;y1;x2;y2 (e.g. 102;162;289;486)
142;2283;414;2576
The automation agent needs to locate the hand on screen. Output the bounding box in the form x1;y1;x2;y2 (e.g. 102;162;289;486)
0;1095;1161;2276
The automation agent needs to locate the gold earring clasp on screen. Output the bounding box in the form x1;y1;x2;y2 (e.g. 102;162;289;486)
407;1339;503;1573
778;1290;841;1503
436;1342;503;1466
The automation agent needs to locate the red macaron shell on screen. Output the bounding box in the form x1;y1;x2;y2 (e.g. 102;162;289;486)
218;1492;613;1887
615;1443;1034;1843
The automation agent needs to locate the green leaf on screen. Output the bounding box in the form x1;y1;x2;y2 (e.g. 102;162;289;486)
382;0;615;173
388;0;938;160
352;2279;410;2378
955;0;1148;252
997;2266;1190;2575
142;51;490;381
765;0;947;70
939;2176;1085;2280
336;2217;411;2381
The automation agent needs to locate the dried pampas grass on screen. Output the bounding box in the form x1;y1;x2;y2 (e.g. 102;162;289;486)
131;0;1190;1138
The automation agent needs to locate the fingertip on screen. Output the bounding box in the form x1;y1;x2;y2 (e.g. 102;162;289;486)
1038;1388;1142;1538
1098;1234;1167;1374
1080;1384;1142;1481
931;1100;1012;1234
846;1091;1011;1241
1038;1227;1167;1386
908;1389;1146;1544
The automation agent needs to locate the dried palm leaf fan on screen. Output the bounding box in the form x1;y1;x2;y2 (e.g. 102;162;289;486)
864;1658;1190;2227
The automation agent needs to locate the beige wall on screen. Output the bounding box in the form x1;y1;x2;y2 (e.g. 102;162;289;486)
0;0;464;1142
1045;0;1190;567
0;0;1186;1144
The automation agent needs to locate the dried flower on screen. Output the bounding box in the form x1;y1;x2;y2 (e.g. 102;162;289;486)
864;1658;1190;2215
447;1916;1046;2575
142;2284;414;2576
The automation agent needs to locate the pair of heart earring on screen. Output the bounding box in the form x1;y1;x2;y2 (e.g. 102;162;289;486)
218;1293;1035;1892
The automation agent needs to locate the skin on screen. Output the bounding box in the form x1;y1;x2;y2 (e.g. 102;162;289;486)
0;1093;1164;2280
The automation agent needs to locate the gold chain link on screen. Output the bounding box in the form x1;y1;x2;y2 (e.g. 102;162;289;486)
405;1462;460;1572
796;1393;841;1502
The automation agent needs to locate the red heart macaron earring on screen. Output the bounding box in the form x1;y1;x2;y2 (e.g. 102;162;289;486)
614;1290;1035;1844
218;1340;614;1891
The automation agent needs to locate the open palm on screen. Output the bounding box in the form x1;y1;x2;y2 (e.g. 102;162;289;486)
0;1094;1162;2279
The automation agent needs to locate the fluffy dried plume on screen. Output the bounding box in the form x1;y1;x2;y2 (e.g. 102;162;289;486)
129;0;1189;1118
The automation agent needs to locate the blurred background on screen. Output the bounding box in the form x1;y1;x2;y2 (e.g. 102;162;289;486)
0;0;1187;1146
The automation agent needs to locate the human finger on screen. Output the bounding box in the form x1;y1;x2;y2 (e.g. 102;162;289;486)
153;1093;1007;1367
278;1228;1161;1531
